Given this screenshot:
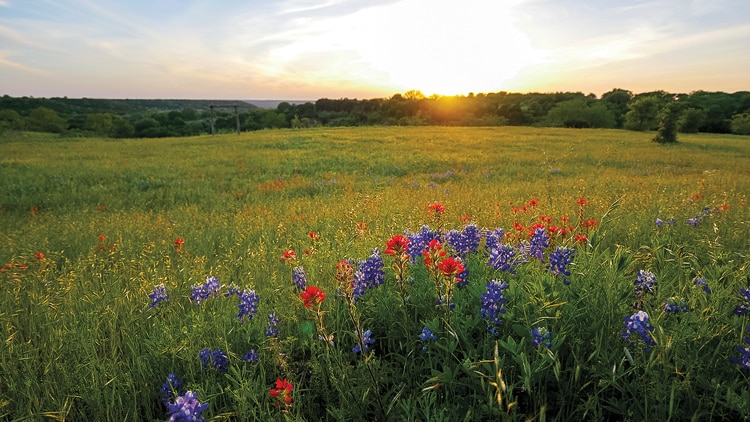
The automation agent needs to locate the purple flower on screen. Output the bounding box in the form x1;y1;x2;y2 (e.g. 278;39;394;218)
488;244;518;274
480;279;509;336
198;349;211;370
167;390;208;422
190;276;221;305
547;246;575;285
526;227;549;261
693;277;711;294
531;327;552;348
241;349;258;363
292;266;307;291
662;298;689;313
225;287;259;322
655;218;664;227
622;311;656;351
634;270;657;298
484;228;506;252
353;329;375;354
446;224;481;257
731;327;750;371
406;225;440;262
734;287;750;316
199;349;229;372
351;249;385;302
418;327;438;350
148;283;169;308
266;312;281;337
160;373;184;406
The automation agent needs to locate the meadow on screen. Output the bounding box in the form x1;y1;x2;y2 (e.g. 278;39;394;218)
0;126;749;421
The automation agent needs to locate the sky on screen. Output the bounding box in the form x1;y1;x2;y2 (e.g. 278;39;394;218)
1;0;748;100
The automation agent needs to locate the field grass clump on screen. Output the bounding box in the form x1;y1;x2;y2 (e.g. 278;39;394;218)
1;126;749;421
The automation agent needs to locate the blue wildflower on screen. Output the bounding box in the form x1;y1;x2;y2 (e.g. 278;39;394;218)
190;276;221;305
693;276;711;294
547;246;575;285
351;249;385;302
446;224;481;257
634;270;657;298
622;311;656;351
531;327;552;348
199;349;229;372
731;327;750;371
353;329;375;354
528;227;549;261
484;228;506;252
418;327;438;350
266;312;281;337
148;283;169;308
406;225;440;262
160;373;184;406
167;390;208;422
198;349;211;370
241;349;258;363
655;218;664;227
488;244;518;274
292;266;307;291
230;288;259;323
734;287;750;316
480;279;509;336
662;297;690;313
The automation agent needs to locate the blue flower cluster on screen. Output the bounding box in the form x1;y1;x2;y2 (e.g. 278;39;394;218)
693;276;711;294
686;207;711;227
531;327;552;348
353;329;375;354
480;279;509;336
351;249;385;301
733;286;750;316
528;227;549;261
547;246;575;285
292;266;307;291
148;283;169;308
484;228;506;252
488;244;518;274
241;349;258;363
418;327;438;350
166;390;208;422
190;276;221;305
266;312;281;337
160;373;184;407
655;217;676;227
662;297;689;313
622;311;656;351
225;286;260;323
447;224;481;257
406;225;440;262
634;270;657;298
199;348;229;372
732;326;750;371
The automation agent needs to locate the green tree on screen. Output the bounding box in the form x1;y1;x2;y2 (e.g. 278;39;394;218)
653;101;681;143
0;109;24;131
26;107;66;133
624;96;662;131
111;116;135;138
85;113;114;136
542;98;616;128
730;113;750;135
678;108;706;133
600;88;633;128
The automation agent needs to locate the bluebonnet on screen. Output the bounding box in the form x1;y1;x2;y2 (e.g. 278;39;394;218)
446;224;481;257
693;276;711;294
225;287;259;322
353;329;375;354
241;349;258;363
622;311;656;351
406;225;440;262
266;312;281;337
190;276;221;305
528;227;549;261
166;390;208;422
351;249;385;301
531;327;552;348
731;326;750;371
456;265;469;288
655;218;664;227
488;244;518;274
480;279;509;336
634;270;657;298
662;298;690;313
148;283;169;308
292;266;307;291
547;246;575;285
734;286;750;316
484;228;506;252
199;349;229;372
160;373;184;406
418;327;438;350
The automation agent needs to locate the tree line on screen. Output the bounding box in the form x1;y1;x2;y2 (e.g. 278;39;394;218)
2;89;750;138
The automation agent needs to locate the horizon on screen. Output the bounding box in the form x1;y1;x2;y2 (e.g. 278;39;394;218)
1;0;749;100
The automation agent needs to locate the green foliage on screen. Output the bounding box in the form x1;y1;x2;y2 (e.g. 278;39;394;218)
541;98;616;128
730;113;750;135
653;101;682;143
679;107;707;133
26;106;67;133
624;96;663;131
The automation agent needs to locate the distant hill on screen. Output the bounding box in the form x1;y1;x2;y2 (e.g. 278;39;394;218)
0;96;258;115
245;100;312;109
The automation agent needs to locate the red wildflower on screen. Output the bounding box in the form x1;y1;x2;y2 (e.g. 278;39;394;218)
384;235;410;257
300;286;326;308
560;215;570;223
35;252;46;260
422;239;446;267
98;235;107;243
30;206;39;215
429;203;445;215
528;199;539;207
718;204;729;212
577;198;588;206
269;378;294;405
174;237;185;252
308;231;320;240
540;215;552;223
280;249;296;262
582;219;598;228
575;234;588;243
460;213;471;223
437;256;465;281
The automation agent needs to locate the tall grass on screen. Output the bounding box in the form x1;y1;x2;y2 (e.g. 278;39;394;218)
1;127;749;420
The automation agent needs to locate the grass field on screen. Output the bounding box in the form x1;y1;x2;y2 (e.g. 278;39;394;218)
1;126;749;421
